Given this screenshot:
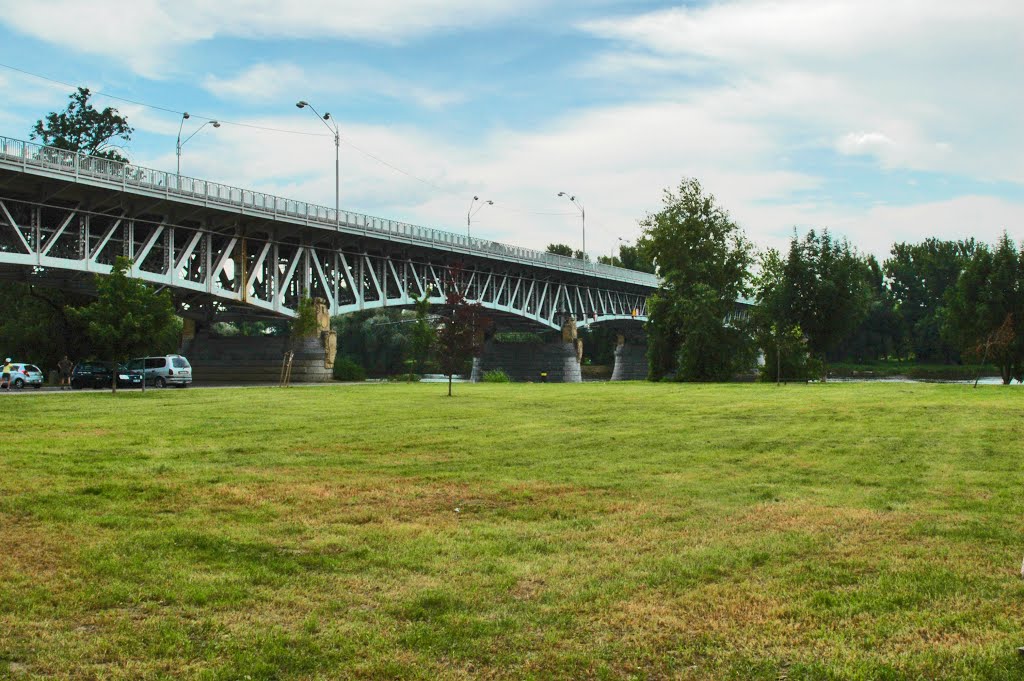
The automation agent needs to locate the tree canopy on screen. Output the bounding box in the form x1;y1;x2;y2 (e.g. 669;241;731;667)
31;87;134;162
436;286;488;396
943;233;1024;384
641;178;755;381
71;257;178;392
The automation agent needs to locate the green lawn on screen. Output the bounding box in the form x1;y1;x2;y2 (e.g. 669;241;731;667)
2;383;1023;680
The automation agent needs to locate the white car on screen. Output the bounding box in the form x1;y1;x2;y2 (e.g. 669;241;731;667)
127;354;193;388
8;363;44;389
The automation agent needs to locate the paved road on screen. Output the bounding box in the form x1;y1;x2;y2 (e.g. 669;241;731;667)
0;382;373;394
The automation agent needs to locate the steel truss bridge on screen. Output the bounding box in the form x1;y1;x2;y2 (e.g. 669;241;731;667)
0;136;656;331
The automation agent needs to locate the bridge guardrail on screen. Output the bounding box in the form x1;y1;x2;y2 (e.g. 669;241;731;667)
0;135;658;287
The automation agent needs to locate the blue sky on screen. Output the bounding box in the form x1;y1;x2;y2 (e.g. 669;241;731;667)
1;0;1021;260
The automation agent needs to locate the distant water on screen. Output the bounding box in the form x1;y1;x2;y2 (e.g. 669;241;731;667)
828;375;1020;385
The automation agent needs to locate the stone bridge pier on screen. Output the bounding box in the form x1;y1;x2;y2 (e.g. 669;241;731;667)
472;318;583;383
182;299;337;384
610;331;648;381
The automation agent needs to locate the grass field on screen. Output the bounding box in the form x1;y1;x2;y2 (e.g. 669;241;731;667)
3;382;1024;680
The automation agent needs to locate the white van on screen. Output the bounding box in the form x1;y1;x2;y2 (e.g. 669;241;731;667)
128;355;193;388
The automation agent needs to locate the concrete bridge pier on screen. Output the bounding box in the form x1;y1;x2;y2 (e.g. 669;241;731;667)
610;333;649;381
472;319;582;383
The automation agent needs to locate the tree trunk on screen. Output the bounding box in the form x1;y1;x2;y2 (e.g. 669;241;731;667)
820;355;828;383
111;368;118;395
448;374;452;397
776;337;781;386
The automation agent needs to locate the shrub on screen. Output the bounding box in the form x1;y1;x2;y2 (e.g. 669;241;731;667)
481;369;511;383
493;332;543;344
333;355;366;381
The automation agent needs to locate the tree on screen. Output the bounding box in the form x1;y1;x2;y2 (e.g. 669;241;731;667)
0;282;94;374
640;178;754;381
290;296;319;339
943;234;1024;384
546;243;574;257
777;230;869;381
832;255;903;363
596;242;656;273
408;292;435;381
71;257;177;393
885;238;976;362
546;243;586;260
752;248;813;382
31;87;134;162
436;287;488;396
619;242;656;273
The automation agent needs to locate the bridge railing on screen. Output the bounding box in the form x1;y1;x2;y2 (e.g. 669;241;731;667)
0;135;658;287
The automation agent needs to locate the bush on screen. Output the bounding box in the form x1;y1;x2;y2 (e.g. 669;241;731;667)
493;332;543;344
481;369;511;383
333;356;366;381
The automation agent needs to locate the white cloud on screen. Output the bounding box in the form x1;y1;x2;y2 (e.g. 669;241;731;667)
578;0;1024;183
0;0;543;78
201;62;463;110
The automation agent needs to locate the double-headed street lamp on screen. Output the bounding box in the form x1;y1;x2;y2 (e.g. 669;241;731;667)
466;196;493;238
176;112;220;177
557;192;585;265
296;100;340;227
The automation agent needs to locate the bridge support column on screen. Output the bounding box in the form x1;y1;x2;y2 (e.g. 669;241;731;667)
611;333;648;381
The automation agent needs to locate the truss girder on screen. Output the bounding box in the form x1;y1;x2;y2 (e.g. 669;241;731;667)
0;197;652;329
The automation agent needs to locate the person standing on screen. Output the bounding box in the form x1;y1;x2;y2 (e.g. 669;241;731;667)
58;355;73;390
1;358;12;390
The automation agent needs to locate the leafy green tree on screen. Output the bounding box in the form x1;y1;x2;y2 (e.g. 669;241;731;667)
0;283;94;373
619;242;656;273
778;230;869;381
71;257;178;393
407;292;435;381
596;242;656;273
640;178;754;381
752;249;812;382
885;238;976;362
31;87;134;162
546;243;586;260
290;296;319;339
943;234;1024;384
832;255;903;363
331;309;410;377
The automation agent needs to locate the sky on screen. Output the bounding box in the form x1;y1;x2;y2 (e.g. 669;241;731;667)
1;0;1021;262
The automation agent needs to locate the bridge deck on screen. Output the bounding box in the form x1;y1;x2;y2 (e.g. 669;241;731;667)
0;135;657;288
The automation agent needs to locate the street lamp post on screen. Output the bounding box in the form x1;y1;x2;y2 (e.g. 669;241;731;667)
296;100;340;227
557;192;585;266
466;196;493;238
176;112;220;177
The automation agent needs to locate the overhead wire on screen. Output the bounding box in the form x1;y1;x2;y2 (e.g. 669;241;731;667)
0;61;588;219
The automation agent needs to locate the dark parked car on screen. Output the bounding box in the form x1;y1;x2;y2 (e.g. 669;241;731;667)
71;361;144;389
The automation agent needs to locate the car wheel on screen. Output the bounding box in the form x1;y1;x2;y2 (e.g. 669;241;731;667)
33;384;41;389
177;383;188;388
13;378;24;389
155;376;167;388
